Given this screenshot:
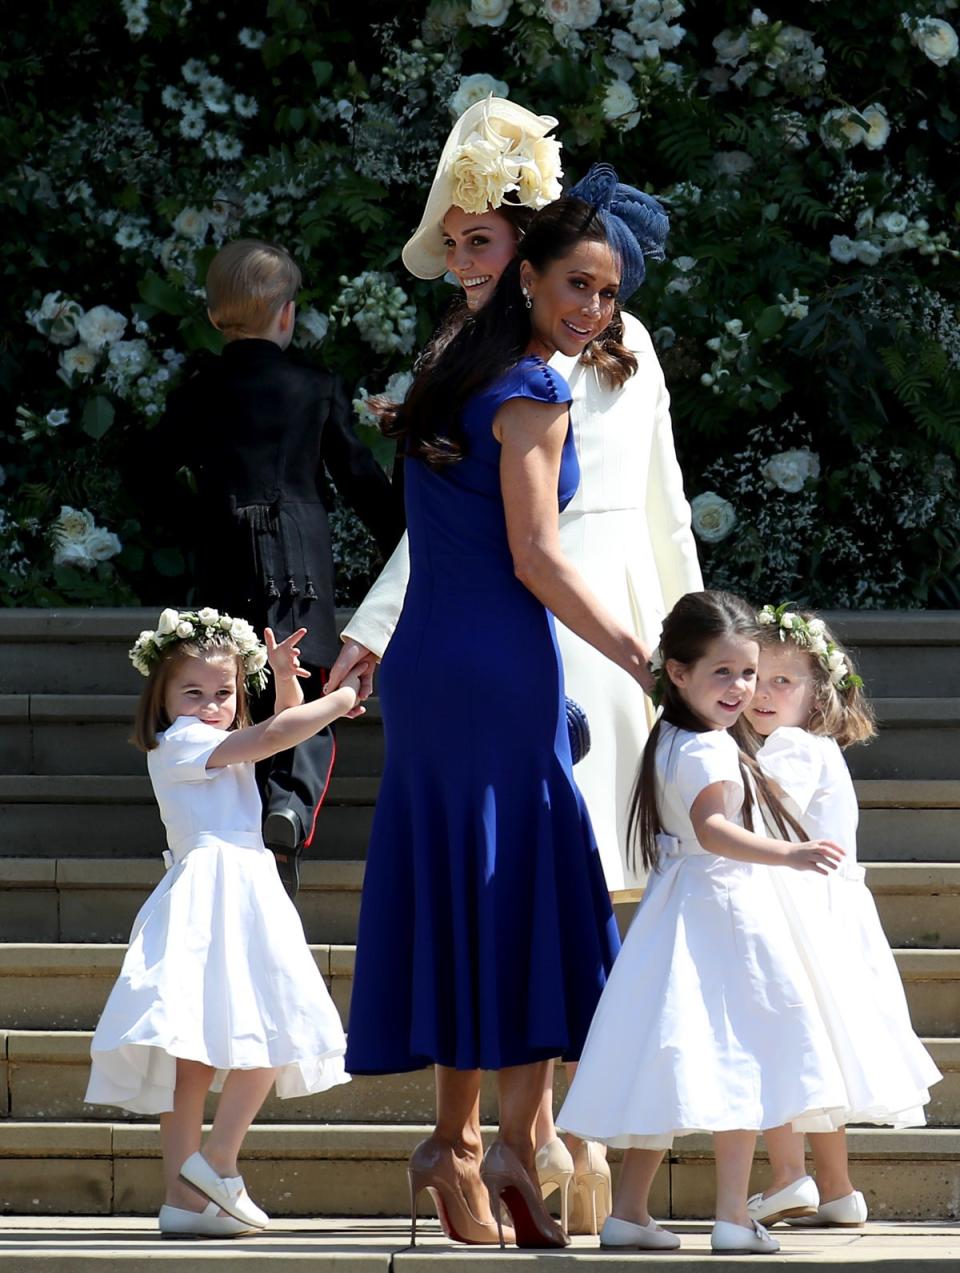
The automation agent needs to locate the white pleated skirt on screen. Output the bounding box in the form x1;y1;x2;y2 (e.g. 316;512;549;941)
85;835;349;1114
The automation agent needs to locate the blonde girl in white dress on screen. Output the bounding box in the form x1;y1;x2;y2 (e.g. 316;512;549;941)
557;590;860;1256
741;605;941;1230
86;609;369;1237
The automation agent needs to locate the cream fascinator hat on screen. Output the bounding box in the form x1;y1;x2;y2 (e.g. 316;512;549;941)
402;96;563;280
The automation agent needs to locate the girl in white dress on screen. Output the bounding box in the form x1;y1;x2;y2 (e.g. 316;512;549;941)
85;608;368;1238
742;605;941;1230
557;590;856;1256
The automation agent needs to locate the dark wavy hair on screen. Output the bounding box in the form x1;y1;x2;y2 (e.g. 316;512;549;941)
627;591;808;875
384;196;638;468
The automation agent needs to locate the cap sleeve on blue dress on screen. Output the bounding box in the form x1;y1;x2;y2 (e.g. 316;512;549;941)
495;358;573;412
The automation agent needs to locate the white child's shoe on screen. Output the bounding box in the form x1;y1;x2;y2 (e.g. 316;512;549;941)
600;1214;682;1250
158;1201;256;1238
786;1190;868;1227
747;1174;819;1225
711;1219;780;1254
179;1151;269;1228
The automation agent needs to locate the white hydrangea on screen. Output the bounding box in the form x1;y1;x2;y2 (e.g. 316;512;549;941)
76;305;127;352
448;73;510;119
904;15;959;66
468;0;513;26
333;271;418;357
107;339;151;379
762;448;820;493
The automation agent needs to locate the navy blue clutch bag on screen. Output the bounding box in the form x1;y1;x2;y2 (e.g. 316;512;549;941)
565;697;591;765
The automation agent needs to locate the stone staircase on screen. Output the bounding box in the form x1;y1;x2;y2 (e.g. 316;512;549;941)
1;608;959;1230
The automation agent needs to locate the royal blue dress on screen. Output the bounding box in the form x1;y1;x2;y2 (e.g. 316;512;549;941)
345;358;621;1074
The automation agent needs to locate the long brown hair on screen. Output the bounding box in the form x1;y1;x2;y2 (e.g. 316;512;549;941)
131;641;251;752
385;196;637;468
627;591;808;875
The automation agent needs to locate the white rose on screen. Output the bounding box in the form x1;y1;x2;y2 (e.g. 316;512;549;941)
53;538;95;570
829;235;858;264
296;308;330;347
713;150;754;177
820;107;864;150
810;637;828;656
602;78;639;124
54;505;96;540
758;607;776;625
197;607;220;626
828;648;846;669
219;616;234;631
543;0;601;29
449;137;518;214
780;612;798;630
84;526;122;562
58;344;100;382
246;647;268;672
157;607;180;636
75;305;127;352
878;211;909;235
172;206;212;243
176;620;195;639
861;103;891;151
690;492;737;543
762;448;821;493
855;239;883;265
468;0;512;27
713;29;750;65
230;617;256;642
448;74;510;120
910;17;959;67
807;618;826;636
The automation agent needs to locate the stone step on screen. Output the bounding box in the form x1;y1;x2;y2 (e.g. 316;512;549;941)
1;943;956;1036
2;1030;957;1129
3;778;958;861
0;695;384;778
0;1122;958;1222
821;611;960;698
3;859;958;949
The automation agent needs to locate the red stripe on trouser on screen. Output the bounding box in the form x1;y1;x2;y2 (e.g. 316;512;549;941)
303;665;334;850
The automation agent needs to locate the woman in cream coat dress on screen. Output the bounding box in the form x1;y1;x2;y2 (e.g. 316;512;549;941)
336;309;701;893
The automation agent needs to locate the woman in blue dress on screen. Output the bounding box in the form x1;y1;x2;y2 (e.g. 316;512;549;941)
343;177;656;1248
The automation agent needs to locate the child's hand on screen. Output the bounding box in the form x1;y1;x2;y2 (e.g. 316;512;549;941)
787;839;845;875
339;658;375;718
265;627;311;683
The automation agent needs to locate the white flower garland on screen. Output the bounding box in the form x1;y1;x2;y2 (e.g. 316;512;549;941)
129;607;269;693
757;602;862;692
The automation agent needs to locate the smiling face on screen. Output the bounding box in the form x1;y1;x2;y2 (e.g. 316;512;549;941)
520;238;620;361
442;206;521;311
746;641;818;737
667;634;759;731
163;651;239;731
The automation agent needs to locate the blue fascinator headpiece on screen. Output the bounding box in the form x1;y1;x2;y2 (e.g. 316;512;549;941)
567;163;669;299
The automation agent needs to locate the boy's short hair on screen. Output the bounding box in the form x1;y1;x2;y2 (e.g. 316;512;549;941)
206;239;302;338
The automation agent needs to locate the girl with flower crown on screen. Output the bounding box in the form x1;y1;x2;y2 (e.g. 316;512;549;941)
740;605;940;1232
85;608;370;1238
327;97;701;1237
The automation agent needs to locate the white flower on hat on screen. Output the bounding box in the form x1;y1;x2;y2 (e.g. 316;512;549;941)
157;608;180;636
468;0;512;26
449;137;520;215
690;491;737;543
448;74;510;120
515;136;563;206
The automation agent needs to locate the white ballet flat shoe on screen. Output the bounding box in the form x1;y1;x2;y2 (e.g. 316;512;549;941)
179;1151;269;1228
600;1214;682;1250
158;1201;257;1238
786;1190;868;1227
746;1174;819;1225
711;1219;780;1254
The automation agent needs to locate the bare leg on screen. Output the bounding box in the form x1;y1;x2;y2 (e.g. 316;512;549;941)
808;1130;855;1203
159;1058;217;1211
203;1067;278;1179
434;1065;493;1223
714;1130;757;1228
611;1148;666;1226
497;1060;550;1177
534;1058;557;1150
761;1123;808;1195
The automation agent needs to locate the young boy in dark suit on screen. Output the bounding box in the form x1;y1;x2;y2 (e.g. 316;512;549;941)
160;239;402;896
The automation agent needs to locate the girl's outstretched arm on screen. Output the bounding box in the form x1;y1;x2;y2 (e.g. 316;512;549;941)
206;667;369;769
690;784;844;875
265;627;310;713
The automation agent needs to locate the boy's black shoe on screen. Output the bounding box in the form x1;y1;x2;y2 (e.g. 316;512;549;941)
264;809;304;900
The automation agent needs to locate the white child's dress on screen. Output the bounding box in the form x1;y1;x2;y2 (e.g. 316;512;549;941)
758;727;940;1127
558;725;854;1148
85;716;349;1114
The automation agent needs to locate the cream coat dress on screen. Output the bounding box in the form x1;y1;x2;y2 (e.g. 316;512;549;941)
342;313;702;891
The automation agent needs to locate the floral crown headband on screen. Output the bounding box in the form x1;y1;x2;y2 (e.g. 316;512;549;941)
129;607;269;693
757;602;863;693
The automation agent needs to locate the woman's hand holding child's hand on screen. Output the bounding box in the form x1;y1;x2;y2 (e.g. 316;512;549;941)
265;627;311;682
787;839;845;876
339;658;375;718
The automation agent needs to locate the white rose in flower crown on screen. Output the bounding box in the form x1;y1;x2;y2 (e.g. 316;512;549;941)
758;606;776;625
762;448;821;493
828;648;846;670
909;17;959;67
448;74;510;120
230;617;256;643
449;139;519;214
690;492;737;543
76;306;127;353
780;612;798;630
219;615;234;632
807;617;826;636
176;620;195;639
157;608;180;636
468;0;512;27
810;637;829;655
197;607;220;626
246;647;268;673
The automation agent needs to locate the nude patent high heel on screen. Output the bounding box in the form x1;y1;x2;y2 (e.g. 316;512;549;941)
407;1136;514;1247
535;1138;575;1231
568;1139;612;1236
481;1140;569;1249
